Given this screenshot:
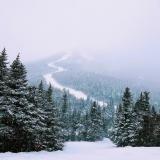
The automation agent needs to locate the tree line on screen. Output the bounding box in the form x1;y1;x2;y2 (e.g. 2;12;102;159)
111;87;160;147
0;49;65;152
0;49;108;152
1;48;160;153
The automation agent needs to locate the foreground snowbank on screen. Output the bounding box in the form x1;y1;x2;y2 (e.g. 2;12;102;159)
0;139;160;160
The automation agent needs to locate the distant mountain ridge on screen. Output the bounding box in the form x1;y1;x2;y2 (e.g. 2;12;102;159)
26;52;160;109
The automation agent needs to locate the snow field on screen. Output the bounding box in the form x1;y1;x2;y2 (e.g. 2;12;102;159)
1;139;160;160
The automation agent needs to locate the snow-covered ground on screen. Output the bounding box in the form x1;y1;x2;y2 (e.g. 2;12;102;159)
43;54;107;106
1;139;160;160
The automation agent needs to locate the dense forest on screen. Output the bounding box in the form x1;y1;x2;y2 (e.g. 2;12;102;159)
111;88;160;146
0;49;160;153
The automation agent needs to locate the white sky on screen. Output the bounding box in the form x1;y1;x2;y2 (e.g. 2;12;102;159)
0;0;160;62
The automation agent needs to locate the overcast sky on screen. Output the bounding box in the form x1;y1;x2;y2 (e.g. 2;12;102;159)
0;0;160;63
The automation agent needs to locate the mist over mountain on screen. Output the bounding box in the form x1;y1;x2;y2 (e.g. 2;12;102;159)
27;50;160;91
26;51;160;111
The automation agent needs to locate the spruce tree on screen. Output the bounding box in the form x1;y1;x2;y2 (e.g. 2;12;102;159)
27;85;47;151
70;109;82;141
44;84;64;151
7;54;37;152
0;53;65;152
80;111;91;141
142;92;151;146
61;90;70;141
38;80;44;91
134;92;151;146
121;87;134;146
61;90;68;114
87;101;103;141
0;48;12;152
153;114;160;146
0;48;9;110
112;87;137;146
111;104;125;146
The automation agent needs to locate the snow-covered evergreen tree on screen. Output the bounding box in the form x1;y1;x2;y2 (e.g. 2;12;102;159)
119;88;133;146
0;52;66;152
112;88;138;146
27;85;47;151
134;92;151;146
87;101;103;141
111;104;125;146
60;90;70;141
70;109;82;141
44;84;64;151
0;48;13;152
79;111;91;141
7;54;38;152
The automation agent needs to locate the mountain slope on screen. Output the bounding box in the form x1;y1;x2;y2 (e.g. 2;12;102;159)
26;52;160;109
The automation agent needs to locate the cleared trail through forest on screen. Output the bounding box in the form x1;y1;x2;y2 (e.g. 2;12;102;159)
43;54;107;106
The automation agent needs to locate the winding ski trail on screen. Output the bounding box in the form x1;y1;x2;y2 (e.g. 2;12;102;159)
43;54;107;106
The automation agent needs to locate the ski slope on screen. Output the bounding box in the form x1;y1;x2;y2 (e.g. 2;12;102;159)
44;54;88;100
1;139;160;160
43;54;107;106
44;73;88;100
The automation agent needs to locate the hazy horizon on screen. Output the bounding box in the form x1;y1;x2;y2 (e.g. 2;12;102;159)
0;0;160;61
0;0;160;85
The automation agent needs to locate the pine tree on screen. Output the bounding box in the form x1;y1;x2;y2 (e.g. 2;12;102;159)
70;109;82;141
141;92;151;146
7;54;37;152
61;90;68;114
44;84;64;151
112;87;137;146
101;106;110;137
0;53;65;152
120;87;134;146
87;101;103;141
0;48;13;152
27;85;47;151
129;101;142;146
134;92;151;146
27;82;64;151
0;48;9;111
80;111;91;141
152;114;160;146
38;80;44;91
60;90;70;141
111;104;125;146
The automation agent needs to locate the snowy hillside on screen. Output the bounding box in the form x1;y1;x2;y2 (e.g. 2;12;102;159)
43;53;107;106
1;139;160;160
27;52;126;107
26;52;160;109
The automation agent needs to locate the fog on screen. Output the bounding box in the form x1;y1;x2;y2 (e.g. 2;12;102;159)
0;0;160;84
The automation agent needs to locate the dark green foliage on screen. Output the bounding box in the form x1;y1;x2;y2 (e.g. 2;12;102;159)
44;84;64;151
62;101;107;142
112;88;136;146
2;48;160;152
87;102;103;141
60;90;70;141
38;80;44;91
0;48;11;152
69;109;81;141
112;88;160;147
0;50;64;152
61;90;68;114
